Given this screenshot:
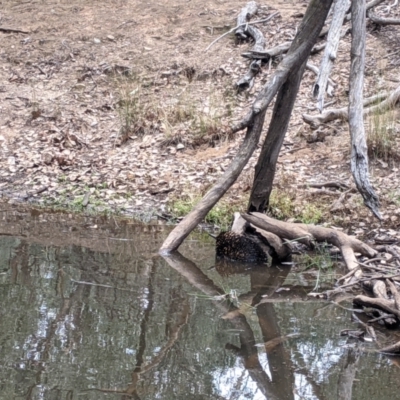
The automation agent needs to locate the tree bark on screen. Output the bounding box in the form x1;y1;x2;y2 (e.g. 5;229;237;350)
348;0;381;219
248;0;334;212
313;0;350;112
235;1;258;39
248;60;307;212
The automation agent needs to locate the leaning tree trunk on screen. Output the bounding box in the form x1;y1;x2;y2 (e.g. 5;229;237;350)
160;0;334;253
247;60;307;212
247;0;334;213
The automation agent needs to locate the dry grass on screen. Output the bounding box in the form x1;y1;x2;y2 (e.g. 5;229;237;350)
367;107;399;161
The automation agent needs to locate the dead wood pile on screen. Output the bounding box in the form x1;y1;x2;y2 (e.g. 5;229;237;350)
220;212;400;355
161;0;400;355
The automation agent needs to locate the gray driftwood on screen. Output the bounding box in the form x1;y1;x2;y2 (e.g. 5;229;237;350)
236;23;266;91
379;341;400;355
368;11;400;25
353;295;400;319
302;90;394;128
371;280;398;327
241;212;377;274
313;0;350;112
235;1;258;39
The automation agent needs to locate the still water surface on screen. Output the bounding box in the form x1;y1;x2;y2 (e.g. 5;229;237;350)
0;206;399;399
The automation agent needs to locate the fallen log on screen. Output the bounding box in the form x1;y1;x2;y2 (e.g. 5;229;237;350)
241;212;377;274
379;341;400;355
236;22;266;91
353;295;400;319
369;280;397;327
386;279;400;311
302;87;397;128
242;15;350;62
368;11;400;25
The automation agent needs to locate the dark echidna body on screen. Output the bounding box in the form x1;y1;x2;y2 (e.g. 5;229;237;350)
216;231;270;263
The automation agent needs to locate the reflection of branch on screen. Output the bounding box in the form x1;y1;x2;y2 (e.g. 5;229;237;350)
90;260;191;398
294;366;329;400
337;348;360;400
23;274;86;400
162;251;293;400
133;301;190;376
89;306;190;398
164;251;225;298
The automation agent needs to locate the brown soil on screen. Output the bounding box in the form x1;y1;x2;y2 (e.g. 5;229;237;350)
0;0;400;238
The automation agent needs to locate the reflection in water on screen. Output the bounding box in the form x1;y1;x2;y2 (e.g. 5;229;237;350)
0;207;400;399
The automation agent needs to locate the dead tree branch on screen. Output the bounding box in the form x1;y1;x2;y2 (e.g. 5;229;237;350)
205;13;279;52
236;12;266;91
313;0;350;112
0;27;29;34
368;10;400;25
348;0;381;219
302;91;392;128
241;212;377;274
235;1;258;39
353;295;400;319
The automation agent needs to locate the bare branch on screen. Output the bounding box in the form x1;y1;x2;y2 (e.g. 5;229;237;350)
313;0;350;112
205;13;279;52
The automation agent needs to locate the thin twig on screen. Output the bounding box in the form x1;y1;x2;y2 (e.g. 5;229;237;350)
70;279;138;292
337;273;400;290
368;313;396;323
356;260;396;273
205;12;279;52
0;27;29;34
337;265;361;284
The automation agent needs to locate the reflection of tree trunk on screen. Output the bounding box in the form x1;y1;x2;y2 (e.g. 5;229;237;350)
40;284;86;357
162;252;295;400
25;279;86;399
10;241;29;285
250;267;295;400
110;261;190;399
257;303;295;399
124;263;156;399
249;266;291;305
337;348;360;400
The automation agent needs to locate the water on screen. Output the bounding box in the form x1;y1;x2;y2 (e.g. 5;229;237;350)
0;205;399;400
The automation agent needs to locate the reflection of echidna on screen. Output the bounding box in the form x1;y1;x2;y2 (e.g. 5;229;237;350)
216;230;271;264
